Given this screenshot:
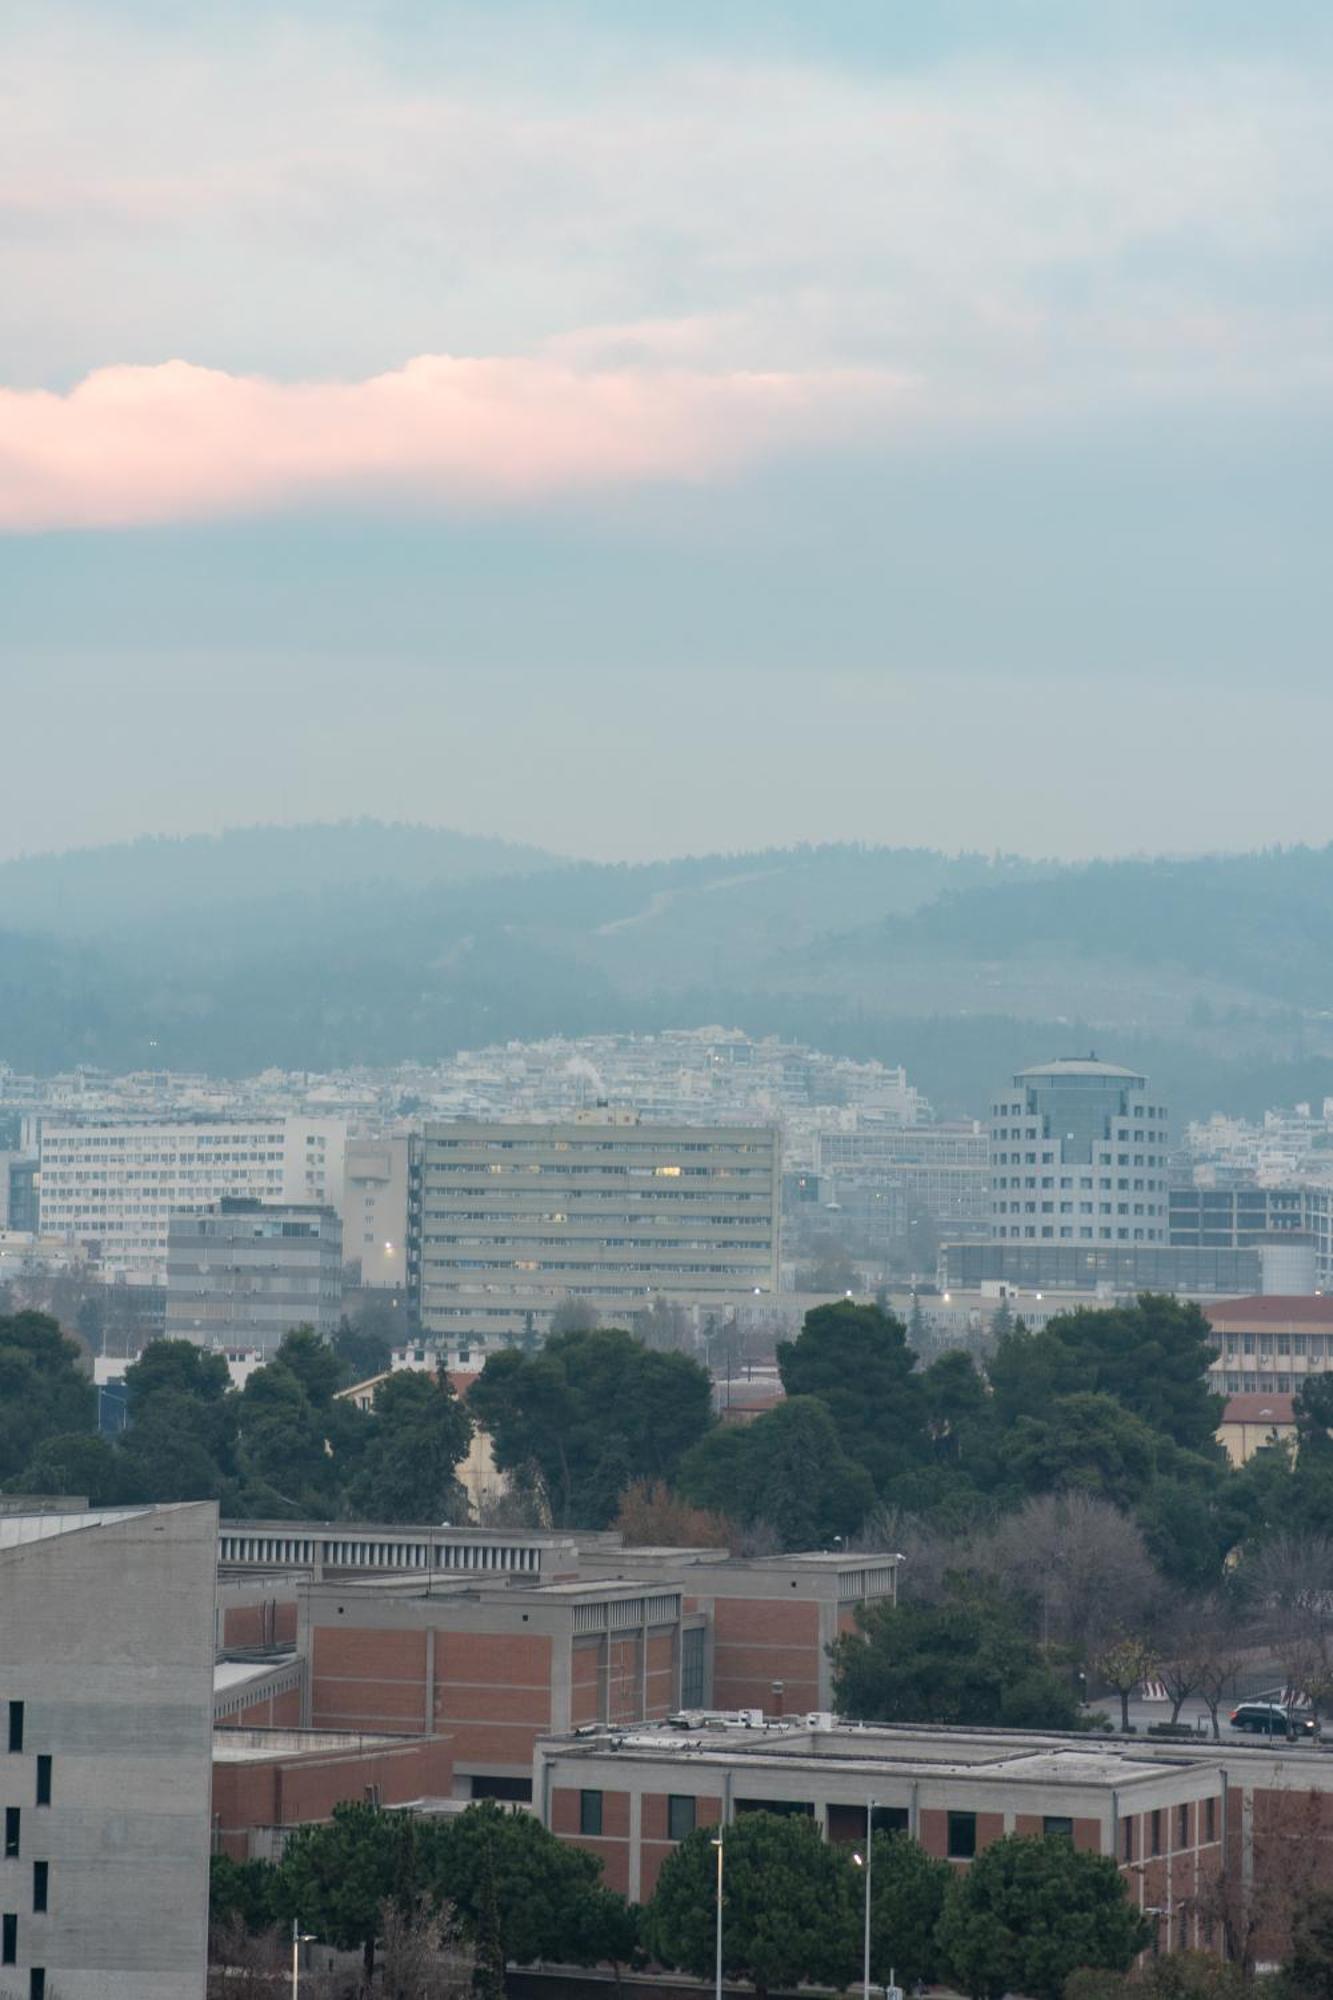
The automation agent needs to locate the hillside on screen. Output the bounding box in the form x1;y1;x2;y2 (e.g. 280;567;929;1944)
4;826;1333;1120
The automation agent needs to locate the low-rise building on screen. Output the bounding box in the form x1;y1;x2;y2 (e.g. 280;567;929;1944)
211;1728;453;1862
1205;1295;1333;1397
1217;1392;1297;1466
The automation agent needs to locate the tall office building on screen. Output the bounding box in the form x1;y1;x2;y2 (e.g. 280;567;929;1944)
36;1116;347;1284
0;1503;216;1999
989;1057;1170;1246
413;1111;780;1339
164;1198;344;1349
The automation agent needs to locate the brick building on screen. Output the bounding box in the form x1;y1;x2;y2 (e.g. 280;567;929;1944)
211;1729;454;1862
535;1718;1226;1922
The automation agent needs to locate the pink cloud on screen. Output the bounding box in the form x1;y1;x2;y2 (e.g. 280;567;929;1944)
0;353;899;532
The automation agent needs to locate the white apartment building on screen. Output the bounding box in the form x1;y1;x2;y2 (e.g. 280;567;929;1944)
340;1132;411;1289
36;1117;347;1285
989;1057;1169;1246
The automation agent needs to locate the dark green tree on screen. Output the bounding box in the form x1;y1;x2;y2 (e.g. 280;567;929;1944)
432;1800;609;1966
995;1296;1222;1455
471;1836;506;2000
1285;1886;1333;2000
644;1813;858;2000
274;1800;414;1977
936;1833;1151;2000
776;1301;925;1494
268;1325;345;1407
832;1581;1088;1731
1007;1394;1161;1511
678;1397;875;1549
11;1431;126;1506
209;1852;278;1934
868;1830;951;1987
118;1337;237;1501
0;1311;96;1483
348;1369;473;1523
469;1328;712;1528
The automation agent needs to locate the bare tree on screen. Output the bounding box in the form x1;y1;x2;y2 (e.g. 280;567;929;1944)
380;1895;474;2000
1193;1786;1328;1976
206;1916;286;1999
1095;1635;1160;1733
989;1492;1163;1660
1191;1602;1249;1741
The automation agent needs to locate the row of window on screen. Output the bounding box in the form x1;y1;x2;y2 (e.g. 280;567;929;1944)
4;1705;52;1996
996;1201;1158;1216
992;1153;1166;1169
574;1795;1090;1858
1125;1798;1217;1858
992;1216;1160;1232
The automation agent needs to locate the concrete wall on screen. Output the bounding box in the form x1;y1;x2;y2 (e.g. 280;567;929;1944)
0;1504;217;2000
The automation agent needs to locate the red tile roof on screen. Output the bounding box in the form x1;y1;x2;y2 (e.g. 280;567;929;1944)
1222;1393;1296;1425
1206;1295;1333;1328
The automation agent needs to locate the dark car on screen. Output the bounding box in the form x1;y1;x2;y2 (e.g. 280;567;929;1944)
1229;1701;1315;1736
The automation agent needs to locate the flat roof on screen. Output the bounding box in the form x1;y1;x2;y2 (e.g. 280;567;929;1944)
0;1506;152;1551
213;1728;412;1764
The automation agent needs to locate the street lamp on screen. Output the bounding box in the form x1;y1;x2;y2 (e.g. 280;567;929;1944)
712;1833;724;2000
291;1919;317;1998
851;1798;875;2000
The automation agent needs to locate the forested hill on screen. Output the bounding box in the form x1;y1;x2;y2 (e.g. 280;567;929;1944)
4;825;1333;1120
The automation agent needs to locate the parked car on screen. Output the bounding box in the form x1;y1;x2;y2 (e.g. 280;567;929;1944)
1229;1701;1315;1736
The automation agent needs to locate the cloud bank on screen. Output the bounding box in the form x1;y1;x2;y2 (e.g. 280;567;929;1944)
0;353;900;531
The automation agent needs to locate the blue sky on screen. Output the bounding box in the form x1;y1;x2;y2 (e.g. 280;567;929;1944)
2;0;1331;862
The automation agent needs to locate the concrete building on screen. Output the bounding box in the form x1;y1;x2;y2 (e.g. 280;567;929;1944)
36;1116;347;1285
413;1113;781;1340
941;1240;1265;1296
1171;1181;1329;1290
990;1057;1169;1248
0;1502;216;1999
533;1717;1223;1923
814;1123;990;1243
340;1132;411;1289
1205;1295;1333;1397
164;1197;343;1350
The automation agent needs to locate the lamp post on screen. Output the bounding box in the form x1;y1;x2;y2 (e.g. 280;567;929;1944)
852;1797;875;2000
712;1832;724;2000
291;1919;317;1998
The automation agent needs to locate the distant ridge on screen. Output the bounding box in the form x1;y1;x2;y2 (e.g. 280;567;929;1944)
0;820;563;933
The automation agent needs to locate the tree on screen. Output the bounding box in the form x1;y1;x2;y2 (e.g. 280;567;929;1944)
832;1581;1089;1731
1095;1636;1159;1734
274;1800;415;1976
995;1296;1222;1456
209;1852;278;1935
987;1492;1162;1660
678;1398;875;1550
1007;1394;1161;1512
1285;1886;1333;2000
431;1800;610;1967
470;1329;713;1528
11;1431;126;1506
118;1337;237;1502
936;1833;1151;2000
0;1310;96;1484
268;1326;345;1408
868;1831;950;1987
612;1479;732;1550
335;1299;402;1383
381;1895;474;2000
644;1813;858;2000
777;1301;924;1495
348;1369;473;1523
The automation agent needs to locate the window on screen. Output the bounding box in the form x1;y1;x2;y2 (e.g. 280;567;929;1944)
3;1810;17;1858
579;1790;603;1837
680;1626;706;1707
35;1759;50;1809
1151;1809;1162;1857
1205;1797;1217;1843
7;1703;22;1754
668;1795;696;1842
1043;1816;1074;1839
1;1915;14;1966
31;1864;46;1915
29;1971;44;2000
1178;1803;1190;1848
947;1812;977;1859
1122;1818;1134;1862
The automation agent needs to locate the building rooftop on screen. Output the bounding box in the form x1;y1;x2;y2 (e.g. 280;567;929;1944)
0;1505;151;1550
1206;1295;1333;1326
212;1728;413;1764
1222;1393;1296;1424
1014;1058;1145;1082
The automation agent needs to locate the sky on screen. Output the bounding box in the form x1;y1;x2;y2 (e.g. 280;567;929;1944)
3;0;1332;864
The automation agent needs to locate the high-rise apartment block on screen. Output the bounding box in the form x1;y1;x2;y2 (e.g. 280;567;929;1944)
164;1197;344;1349
989;1057;1169;1246
412;1113;780;1338
340;1132;411;1289
36;1116;347;1284
0;1503;216;1998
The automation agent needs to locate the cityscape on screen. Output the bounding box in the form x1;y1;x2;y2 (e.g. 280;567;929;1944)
5;1;1333;1996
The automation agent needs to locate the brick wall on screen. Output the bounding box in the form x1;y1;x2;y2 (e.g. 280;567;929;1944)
710;1598;822;1713
212;1736;454;1860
